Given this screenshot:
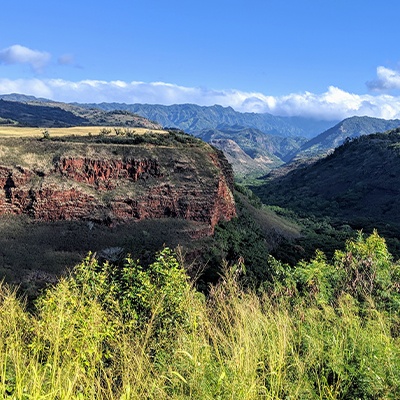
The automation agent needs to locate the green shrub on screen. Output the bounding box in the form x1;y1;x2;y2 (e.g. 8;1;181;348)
99;127;111;136
334;230;400;311
266;230;400;312
72;248;191;335
41;129;50;139
113;127;123;136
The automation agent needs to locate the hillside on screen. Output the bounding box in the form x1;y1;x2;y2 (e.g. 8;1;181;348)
0;98;162;129
296;115;400;158
253;129;400;258
0;99;89;127
194;125;306;161
0;131;237;289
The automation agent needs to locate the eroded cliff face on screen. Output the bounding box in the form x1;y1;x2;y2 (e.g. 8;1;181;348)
0;138;236;236
56;157;163;187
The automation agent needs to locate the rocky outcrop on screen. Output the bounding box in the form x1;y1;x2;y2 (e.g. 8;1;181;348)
56;157;163;188
0;141;236;236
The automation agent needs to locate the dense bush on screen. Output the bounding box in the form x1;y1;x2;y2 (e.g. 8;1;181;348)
1;233;400;398
72;248;191;336
265;230;400;311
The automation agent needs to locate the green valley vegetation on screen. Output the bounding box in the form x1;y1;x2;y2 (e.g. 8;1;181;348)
203;184;300;287
1;231;400;399
252;129;400;263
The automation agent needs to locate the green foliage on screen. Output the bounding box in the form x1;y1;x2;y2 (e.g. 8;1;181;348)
1;236;400;398
334;230;400;310
208;194;271;285
262;205;355;265
72;248;191;335
294;249;338;305
234;182;263;208
266;230;400;312
41;129;50;139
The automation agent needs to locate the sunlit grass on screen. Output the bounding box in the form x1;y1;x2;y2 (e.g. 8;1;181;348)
1;271;399;398
0;125;168;138
1;233;400;399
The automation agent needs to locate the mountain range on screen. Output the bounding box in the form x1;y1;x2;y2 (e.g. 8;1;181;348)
0;93;336;137
2;94;400;179
192;125;307;177
74;101;336;138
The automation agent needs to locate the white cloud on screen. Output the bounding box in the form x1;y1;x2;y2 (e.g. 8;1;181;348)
0;45;51;73
0;78;53;98
257;87;386;120
367;66;400;91
3;77;400;120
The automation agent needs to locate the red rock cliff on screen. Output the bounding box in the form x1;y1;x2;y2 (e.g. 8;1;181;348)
0;141;236;236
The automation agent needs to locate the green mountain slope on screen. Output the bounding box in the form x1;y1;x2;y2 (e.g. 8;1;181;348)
296;116;400;158
253;129;400;258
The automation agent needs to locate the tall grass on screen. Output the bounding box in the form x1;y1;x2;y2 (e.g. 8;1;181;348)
1;238;400;399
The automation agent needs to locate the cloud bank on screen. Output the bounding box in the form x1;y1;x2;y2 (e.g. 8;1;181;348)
0;45;51;73
367;66;400;91
2;67;400;120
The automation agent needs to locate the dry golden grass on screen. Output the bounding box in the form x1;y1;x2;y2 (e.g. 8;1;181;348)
0;126;168;138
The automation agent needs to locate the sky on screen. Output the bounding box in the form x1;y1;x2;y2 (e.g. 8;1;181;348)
1;0;400;120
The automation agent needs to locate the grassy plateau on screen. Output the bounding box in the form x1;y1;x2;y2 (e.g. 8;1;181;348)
0;126;167;138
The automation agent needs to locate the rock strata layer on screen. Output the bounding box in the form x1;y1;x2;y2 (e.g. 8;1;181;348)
0;139;236;236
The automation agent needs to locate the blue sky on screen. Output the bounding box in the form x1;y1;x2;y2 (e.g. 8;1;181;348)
1;0;400;120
